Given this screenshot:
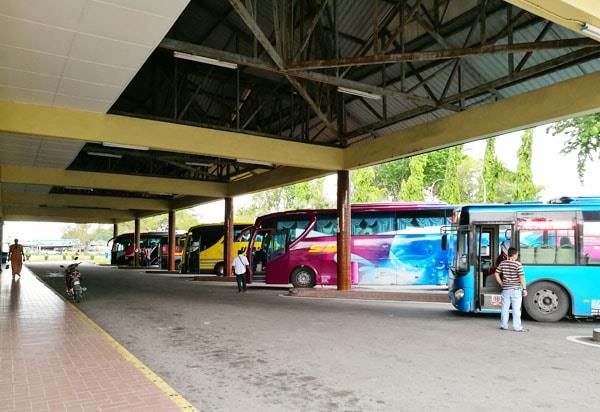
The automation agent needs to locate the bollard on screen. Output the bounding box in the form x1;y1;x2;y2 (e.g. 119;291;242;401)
593;328;600;342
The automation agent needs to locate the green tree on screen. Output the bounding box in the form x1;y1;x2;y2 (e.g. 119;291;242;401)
549;113;600;182
457;155;482;202
93;225;114;241
351;167;386;203
62;224;114;249
514;129;538;201
422;149;450;191
62;224;94;249
373;149;449;201
375;160;411;200
236;178;333;220
399;155;426;201
481;137;501;202
439;146;463;204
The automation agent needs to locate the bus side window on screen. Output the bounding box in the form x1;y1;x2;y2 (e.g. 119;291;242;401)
583;220;600;265
236;228;252;242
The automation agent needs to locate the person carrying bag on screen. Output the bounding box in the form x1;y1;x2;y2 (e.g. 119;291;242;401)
232;249;249;293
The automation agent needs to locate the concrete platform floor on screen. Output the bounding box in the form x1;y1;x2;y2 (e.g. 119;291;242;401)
28;262;600;412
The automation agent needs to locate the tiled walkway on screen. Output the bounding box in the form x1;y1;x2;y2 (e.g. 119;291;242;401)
0;267;185;411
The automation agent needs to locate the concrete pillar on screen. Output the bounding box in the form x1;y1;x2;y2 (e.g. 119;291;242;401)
224;197;234;278
134;217;140;268
337;170;351;290
168;209;176;272
113;223;118;239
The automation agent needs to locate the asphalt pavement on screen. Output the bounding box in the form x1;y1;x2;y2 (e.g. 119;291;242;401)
28;262;600;412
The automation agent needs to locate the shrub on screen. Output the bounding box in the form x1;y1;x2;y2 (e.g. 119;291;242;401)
44;254;49;261
89;255;95;261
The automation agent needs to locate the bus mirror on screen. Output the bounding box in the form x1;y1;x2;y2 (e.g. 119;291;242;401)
441;234;448;251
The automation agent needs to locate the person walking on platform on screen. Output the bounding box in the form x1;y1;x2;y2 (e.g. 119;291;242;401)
232;249;249;293
8;239;25;278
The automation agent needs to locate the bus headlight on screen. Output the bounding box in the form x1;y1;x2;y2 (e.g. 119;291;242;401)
454;289;465;300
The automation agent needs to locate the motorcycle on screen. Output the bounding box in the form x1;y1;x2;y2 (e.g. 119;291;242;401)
61;257;86;303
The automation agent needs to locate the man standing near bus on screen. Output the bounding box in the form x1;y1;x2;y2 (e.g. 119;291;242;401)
232;249;249;293
494;247;528;332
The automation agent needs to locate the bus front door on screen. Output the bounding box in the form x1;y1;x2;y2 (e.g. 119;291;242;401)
476;224;512;311
264;230;289;284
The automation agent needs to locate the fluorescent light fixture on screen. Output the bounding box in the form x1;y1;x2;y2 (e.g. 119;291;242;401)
102;142;149;151
174;51;238;70
185;161;212;167
581;23;600;42
64;186;92;191
237;158;274;167
337;86;382;100
88;151;122;159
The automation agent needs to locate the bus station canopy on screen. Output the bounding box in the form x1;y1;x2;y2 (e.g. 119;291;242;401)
0;0;599;223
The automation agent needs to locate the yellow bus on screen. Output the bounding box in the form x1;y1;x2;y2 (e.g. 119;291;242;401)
180;223;256;275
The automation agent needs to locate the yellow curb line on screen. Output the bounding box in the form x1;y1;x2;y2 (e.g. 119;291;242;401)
28;268;199;412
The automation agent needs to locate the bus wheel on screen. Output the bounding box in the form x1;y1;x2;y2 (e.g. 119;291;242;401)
291;267;315;288
524;281;569;322
214;262;225;276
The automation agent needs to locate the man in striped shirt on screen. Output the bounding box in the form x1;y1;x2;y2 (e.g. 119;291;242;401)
494;247;528;332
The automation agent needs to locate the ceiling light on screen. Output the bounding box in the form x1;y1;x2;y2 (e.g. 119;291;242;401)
88;151;122;159
174;51;238;70
185;161;212;167
64;187;92;191
102;142;149;151
337;86;382;100
581;23;600;42
237;158;274;167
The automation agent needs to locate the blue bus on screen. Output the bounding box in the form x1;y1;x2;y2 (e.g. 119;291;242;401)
444;197;600;322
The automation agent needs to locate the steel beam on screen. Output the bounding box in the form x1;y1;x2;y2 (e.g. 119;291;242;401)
159;39;437;107
227;0;337;133
295;0;329;61
286;38;599;70
0;100;344;171
0;165;228;198
344;71;600;168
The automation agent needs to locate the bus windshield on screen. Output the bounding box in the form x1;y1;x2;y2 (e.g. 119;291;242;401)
180;223;255;275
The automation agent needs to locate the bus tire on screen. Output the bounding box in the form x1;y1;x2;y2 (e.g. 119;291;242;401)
291;267;315;288
214;262;225;276
523;281;569;322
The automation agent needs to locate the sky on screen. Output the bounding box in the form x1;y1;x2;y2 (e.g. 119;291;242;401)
3;123;599;243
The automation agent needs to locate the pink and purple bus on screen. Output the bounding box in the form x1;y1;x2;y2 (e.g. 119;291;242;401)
247;203;454;287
